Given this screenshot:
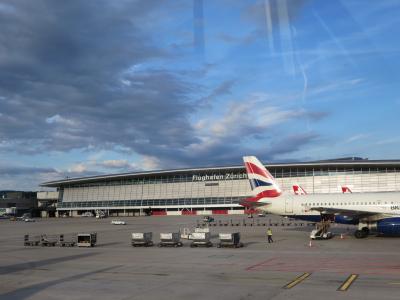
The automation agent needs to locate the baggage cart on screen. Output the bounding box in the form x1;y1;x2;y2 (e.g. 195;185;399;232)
131;232;153;247
59;234;76;247
217;232;243;248
194;227;210;233
190;232;212;247
77;233;97;247
158;232;183;247
40;234;57;247
24;234;40;246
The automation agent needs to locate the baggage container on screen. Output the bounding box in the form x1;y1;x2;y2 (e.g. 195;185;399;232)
194;227;210;233
24;234;40;246
59;234;76;247
158;232;183;247
190;232;212;247
217;232;243;248
40;234;58;247
77;233;97;247
131;232;153;247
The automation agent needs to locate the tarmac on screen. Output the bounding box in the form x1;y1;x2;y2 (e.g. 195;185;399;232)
1;215;400;300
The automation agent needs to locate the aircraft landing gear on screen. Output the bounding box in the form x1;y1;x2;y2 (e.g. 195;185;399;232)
354;227;369;239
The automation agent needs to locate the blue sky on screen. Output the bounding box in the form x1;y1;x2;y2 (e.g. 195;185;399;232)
0;0;399;190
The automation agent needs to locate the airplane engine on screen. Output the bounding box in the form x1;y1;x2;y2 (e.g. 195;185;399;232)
376;218;400;236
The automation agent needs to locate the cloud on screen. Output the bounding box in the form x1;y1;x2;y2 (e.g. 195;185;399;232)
98;160;130;169
0;165;56;176
46;114;78;127
0;163;101;190
68;163;87;174
0;1;197;155
197;79;236;107
345;134;370;143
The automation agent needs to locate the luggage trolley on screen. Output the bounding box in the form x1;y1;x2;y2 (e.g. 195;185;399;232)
217;232;243;248
59;234;76;247
190;232;213;247
24;234;40;246
131;232;154;247
158;233;183;247
77;233;97;247
40;234;58;247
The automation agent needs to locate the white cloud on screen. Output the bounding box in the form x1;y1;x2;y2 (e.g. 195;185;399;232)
140;156;161;170
68;163;87;173
46;114;78;127
100;159;130;168
346;133;370;143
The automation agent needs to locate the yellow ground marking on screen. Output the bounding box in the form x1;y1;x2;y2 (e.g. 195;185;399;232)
338;274;358;291
283;272;311;289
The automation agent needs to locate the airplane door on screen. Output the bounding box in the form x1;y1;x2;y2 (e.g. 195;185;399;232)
285;197;293;214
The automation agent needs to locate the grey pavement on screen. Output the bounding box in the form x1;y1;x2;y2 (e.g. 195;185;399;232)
1;215;400;299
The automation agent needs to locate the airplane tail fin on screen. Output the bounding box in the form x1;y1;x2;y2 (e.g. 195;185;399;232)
293;184;307;195
341;186;352;193
243;156;282;198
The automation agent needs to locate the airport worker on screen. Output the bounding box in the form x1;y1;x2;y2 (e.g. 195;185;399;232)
267;228;273;243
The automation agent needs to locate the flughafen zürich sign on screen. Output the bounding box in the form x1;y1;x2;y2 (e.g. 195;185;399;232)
192;173;248;182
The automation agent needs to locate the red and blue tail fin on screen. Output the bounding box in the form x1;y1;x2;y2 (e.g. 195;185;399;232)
243;156;282;198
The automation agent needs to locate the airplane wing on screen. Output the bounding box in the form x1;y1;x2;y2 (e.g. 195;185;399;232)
308;206;377;219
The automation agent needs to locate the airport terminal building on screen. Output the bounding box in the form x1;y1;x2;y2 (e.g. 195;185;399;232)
40;158;400;217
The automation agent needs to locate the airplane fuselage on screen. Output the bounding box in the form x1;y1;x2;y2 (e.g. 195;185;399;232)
257;192;400;224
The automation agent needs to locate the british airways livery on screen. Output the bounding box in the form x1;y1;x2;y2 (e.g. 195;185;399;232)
243;156;400;238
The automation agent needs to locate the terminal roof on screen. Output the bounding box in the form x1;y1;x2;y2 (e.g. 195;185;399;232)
40;159;400;187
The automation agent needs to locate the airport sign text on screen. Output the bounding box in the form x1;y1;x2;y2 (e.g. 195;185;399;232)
192;173;247;182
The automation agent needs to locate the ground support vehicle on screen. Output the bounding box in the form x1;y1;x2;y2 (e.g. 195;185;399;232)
111;220;126;225
203;216;214;223
190;232;212;247
217;232;243;248
310;220;333;240
24;234;40;246
77;233;97;247
59;234;76;247
158;232;183;247
131;232;153;247
40;234;58;246
310;229;333;240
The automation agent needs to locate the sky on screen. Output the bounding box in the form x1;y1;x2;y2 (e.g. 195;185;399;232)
0;0;400;191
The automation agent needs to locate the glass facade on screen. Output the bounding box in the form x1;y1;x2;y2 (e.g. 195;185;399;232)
52;164;400;211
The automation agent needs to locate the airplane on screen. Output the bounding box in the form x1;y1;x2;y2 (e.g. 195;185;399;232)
242;156;400;238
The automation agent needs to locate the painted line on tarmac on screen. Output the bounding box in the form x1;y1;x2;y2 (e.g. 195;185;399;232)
338;274;358;291
245;257;277;271
283;272;311;289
